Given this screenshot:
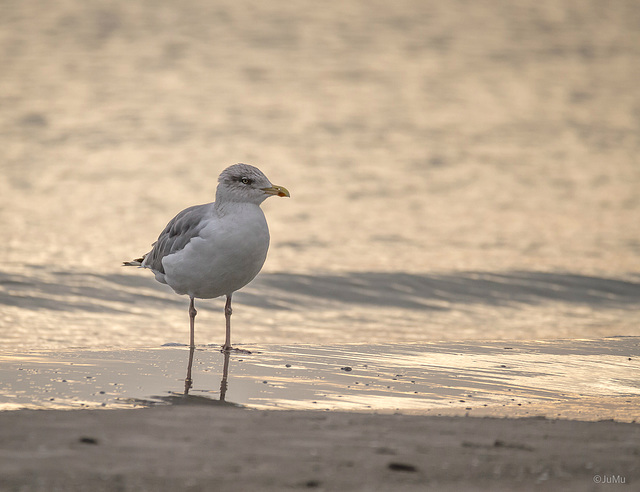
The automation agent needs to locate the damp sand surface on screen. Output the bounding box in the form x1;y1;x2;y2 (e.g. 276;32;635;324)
1;338;639;490
2;338;639;421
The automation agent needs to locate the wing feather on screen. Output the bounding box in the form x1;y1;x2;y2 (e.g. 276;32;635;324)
142;203;211;274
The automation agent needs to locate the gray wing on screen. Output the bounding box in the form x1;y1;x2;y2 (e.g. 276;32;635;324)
142;203;211;274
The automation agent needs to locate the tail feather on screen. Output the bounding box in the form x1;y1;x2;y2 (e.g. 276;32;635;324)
122;256;145;267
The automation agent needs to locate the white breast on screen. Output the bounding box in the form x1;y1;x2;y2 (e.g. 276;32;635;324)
161;203;270;299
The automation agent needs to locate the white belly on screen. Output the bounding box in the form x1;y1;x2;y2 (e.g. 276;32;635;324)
161;205;270;299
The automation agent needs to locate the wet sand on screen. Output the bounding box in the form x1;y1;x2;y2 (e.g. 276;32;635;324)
2;338;639;421
1;338;639;490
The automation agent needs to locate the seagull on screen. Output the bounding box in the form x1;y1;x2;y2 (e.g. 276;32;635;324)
124;163;289;351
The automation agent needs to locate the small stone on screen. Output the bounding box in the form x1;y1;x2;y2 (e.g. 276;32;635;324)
388;462;417;472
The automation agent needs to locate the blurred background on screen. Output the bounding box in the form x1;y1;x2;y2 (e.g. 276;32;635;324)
1;0;639;349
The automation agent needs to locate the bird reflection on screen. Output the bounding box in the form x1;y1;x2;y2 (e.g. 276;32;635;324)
183;345;230;403
184;344;196;394
149;347;239;407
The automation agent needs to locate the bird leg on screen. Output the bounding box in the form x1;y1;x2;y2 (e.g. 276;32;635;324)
188;296;197;349
222;294;233;351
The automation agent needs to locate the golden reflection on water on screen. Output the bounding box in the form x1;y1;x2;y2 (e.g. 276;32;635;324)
1;339;638;421
2;1;640;352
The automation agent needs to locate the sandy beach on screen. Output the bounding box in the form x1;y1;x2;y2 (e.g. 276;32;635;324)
1;338;639;490
1;406;638;491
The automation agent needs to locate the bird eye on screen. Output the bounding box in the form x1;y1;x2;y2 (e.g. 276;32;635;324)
240;177;252;185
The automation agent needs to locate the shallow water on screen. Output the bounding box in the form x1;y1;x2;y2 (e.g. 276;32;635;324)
2;338;639;421
1;2;640;350
1;265;640;350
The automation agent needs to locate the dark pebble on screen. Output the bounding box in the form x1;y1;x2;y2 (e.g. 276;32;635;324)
79;437;99;445
341;366;352;372
388;462;417;472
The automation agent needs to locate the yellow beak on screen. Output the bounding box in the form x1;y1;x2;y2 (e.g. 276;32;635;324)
262;185;290;198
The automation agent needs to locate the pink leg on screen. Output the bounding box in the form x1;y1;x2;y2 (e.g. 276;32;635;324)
188;296;197;349
222;294;232;351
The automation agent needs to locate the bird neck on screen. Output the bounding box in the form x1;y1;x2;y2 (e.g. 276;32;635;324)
213;200;262;217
